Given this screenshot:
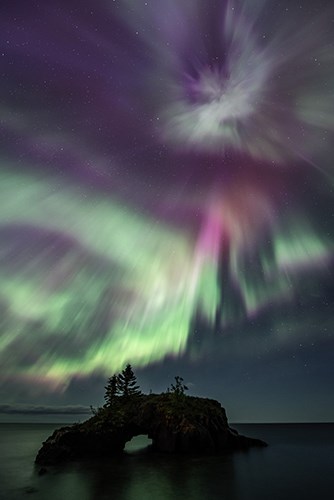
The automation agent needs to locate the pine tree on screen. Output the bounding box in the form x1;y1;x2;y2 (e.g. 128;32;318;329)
104;374;119;406
117;364;141;397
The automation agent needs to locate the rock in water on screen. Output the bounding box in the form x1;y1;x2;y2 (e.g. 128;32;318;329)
35;394;267;465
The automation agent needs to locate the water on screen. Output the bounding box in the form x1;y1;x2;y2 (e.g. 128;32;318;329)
0;423;333;500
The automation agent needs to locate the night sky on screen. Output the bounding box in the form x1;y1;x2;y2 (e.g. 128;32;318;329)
0;0;333;422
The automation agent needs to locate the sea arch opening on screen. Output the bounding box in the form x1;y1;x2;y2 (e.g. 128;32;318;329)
124;434;153;454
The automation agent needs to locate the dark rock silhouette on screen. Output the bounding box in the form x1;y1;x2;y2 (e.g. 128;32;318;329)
35;394;267;465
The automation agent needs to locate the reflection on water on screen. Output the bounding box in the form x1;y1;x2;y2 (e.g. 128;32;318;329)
78;453;237;500
32;452;238;500
1;424;334;500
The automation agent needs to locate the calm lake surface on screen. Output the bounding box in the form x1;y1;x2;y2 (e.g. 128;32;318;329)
0;423;333;500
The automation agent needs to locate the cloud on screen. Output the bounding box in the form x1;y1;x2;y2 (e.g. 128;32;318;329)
0;404;91;415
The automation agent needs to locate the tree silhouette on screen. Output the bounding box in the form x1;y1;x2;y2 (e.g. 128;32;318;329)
169;376;188;396
117;364;141;397
104;374;119;406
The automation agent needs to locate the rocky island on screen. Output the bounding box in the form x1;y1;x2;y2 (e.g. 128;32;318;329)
36;366;267;465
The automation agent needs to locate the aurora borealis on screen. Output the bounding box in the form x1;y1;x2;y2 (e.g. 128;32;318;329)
0;0;333;421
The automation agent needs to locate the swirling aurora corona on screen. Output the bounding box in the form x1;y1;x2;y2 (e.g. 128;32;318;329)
0;0;333;392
